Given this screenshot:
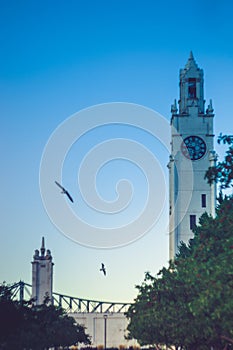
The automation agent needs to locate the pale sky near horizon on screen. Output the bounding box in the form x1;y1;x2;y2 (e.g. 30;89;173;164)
1;0;233;303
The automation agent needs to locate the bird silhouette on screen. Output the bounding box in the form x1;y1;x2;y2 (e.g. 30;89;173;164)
55;181;74;203
100;263;106;276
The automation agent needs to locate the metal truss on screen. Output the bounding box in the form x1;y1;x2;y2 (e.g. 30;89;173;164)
8;281;131;313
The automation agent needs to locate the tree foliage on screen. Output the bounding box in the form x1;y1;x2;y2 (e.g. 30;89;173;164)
0;283;24;344
126;197;233;349
205;133;233;189
0;284;91;349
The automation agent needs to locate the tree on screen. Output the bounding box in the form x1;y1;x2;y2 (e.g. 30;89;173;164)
0;284;91;349
185;199;233;349
0;283;24;346
126;197;233;350
126;266;210;349
205;134;233;190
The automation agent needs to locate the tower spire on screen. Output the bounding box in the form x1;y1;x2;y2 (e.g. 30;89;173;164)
184;51;198;71
41;236;45;256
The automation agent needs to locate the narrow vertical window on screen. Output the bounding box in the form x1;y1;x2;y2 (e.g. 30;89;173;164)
188;78;196;98
202;194;206;208
190;215;196;230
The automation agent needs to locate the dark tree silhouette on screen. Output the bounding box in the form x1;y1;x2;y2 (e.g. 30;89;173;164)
0;284;91;349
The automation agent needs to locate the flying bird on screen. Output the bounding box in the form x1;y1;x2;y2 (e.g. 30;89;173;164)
55;181;74;203
100;263;106;276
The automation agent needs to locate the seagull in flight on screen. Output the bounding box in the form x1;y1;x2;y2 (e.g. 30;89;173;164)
55;181;74;203
100;263;106;276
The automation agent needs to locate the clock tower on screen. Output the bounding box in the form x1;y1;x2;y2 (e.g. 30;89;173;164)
169;52;217;259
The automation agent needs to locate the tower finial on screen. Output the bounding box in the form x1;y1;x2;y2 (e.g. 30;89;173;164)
184;51;199;72
171;99;178;114
206;99;214;114
41;237;45;256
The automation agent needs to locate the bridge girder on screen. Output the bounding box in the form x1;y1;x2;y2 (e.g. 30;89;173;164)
7;281;131;313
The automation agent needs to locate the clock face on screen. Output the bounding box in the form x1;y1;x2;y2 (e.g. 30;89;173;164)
181;136;206;160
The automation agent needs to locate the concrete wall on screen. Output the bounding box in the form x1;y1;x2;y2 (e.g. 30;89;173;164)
70;312;139;348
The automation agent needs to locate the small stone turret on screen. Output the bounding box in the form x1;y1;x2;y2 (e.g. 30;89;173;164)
31;237;54;305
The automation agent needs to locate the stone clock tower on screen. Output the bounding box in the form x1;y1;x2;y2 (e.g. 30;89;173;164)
168;52;217;259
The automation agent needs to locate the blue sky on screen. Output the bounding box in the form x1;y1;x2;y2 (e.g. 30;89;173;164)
1;0;233;302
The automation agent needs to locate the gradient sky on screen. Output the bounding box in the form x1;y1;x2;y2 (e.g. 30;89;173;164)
1;0;233;303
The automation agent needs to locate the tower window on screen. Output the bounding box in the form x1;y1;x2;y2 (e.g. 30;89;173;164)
201;194;206;208
188;78;196;98
190;215;196;230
